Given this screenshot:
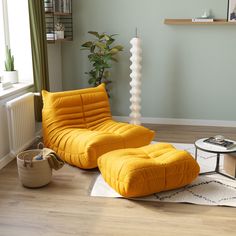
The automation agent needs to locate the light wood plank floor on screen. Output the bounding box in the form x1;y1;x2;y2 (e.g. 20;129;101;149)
1;124;236;236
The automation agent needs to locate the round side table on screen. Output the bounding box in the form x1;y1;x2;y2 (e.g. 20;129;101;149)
195;138;236;179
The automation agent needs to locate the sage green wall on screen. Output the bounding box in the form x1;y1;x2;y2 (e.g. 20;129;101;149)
62;0;236;121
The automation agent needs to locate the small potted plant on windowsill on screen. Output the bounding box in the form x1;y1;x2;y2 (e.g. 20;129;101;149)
3;46;18;84
55;23;65;40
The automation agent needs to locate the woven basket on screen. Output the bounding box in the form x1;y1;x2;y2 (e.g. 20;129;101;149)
17;149;52;188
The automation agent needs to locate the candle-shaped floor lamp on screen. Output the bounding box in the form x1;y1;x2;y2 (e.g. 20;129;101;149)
129;29;142;125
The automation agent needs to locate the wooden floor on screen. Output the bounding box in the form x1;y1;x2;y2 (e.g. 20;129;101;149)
1;124;236;236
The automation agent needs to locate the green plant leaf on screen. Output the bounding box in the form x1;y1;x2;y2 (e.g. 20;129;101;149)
90;45;96;53
109;48;119;55
110;34;118;37
113;45;123;51
104;35;110;41
95;42;106;49
81;41;93;48
99;33;105;39
88;77;96;84
107;38;115;45
103;54;111;62
5;46;14;71
88;31;100;38
104;71;111;79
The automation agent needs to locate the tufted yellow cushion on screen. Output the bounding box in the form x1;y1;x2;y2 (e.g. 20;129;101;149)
42;84;155;169
98;143;200;197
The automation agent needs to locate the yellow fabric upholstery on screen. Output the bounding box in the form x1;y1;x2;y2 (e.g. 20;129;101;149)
98;143;200;197
42;84;155;169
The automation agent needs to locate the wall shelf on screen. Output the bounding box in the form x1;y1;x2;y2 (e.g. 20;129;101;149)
44;0;73;43
164;19;236;25
47;37;73;43
45;12;72;16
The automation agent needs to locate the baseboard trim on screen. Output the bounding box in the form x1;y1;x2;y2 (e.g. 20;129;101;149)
113;116;236;127
1;118;234;170
0;153;15;170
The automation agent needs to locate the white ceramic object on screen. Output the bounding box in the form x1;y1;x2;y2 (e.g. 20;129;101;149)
3;70;18;84
55;31;64;39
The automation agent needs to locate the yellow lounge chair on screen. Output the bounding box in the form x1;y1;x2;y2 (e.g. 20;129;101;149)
42;84;155;169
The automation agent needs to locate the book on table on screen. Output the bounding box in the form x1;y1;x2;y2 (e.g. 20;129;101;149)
204;137;236;149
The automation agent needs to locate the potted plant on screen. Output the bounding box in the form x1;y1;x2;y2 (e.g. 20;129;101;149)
55;23;65;39
3;46;18;84
81;31;123;93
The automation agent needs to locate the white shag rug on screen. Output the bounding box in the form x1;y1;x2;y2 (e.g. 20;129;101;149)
91;143;236;207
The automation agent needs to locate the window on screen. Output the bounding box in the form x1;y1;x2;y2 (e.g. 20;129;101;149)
0;0;33;84
0;1;5;73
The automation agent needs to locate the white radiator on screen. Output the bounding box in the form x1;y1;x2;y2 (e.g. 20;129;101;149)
6;93;35;155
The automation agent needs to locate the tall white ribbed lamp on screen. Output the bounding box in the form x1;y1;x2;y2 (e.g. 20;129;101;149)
129;29;142;125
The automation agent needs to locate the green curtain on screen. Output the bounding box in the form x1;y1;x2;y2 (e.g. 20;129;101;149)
28;0;49;121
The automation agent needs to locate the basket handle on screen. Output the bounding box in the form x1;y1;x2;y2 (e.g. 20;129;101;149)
23;154;33;168
37;142;44;150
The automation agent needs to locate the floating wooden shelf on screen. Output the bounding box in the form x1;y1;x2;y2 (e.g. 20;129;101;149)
47;37;73;43
164;19;236;25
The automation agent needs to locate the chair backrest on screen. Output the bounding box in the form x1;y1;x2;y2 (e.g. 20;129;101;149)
42;84;112;132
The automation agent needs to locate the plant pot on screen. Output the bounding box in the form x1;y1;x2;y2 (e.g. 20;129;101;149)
3;70;18;84
55;31;64;39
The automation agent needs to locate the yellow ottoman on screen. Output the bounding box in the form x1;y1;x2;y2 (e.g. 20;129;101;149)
98;143;200;197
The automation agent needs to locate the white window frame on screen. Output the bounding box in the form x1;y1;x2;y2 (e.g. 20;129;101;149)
0;0;34;98
2;0;10;47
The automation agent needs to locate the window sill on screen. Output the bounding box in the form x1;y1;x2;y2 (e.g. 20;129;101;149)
0;82;34;99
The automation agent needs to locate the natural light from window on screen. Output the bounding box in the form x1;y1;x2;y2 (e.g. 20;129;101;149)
0;0;33;85
0;2;5;73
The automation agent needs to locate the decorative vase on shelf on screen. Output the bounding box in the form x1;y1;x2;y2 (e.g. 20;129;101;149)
55;30;64;39
55;23;65;40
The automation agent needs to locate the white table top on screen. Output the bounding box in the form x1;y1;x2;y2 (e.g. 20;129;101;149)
195;138;236;154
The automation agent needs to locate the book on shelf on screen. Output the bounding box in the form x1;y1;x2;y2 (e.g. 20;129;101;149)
54;0;71;13
192;18;214;22
46;33;56;40
204;137;236;149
